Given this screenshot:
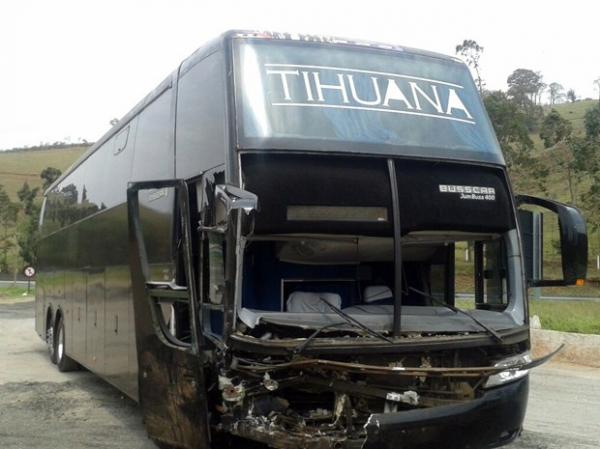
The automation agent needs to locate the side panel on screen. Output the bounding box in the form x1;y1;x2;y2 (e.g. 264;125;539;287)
128;296;139;400
104;265;131;392
86;270;105;371
36;75;184;404
71;270;87;360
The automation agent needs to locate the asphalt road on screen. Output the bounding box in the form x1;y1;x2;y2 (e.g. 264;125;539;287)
1;298;599;449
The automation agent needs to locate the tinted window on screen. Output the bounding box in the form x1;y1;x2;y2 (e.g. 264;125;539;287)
132;90;174;180
104;121;136;206
42;143;110;234
79;141;109;213
235;40;503;165
176;52;227;179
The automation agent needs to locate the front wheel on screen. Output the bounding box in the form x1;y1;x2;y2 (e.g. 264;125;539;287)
55;317;79;372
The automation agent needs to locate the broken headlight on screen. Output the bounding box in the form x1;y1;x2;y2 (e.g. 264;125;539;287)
484;351;531;388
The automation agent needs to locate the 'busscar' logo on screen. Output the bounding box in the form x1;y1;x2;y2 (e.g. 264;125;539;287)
266;64;475;125
439;184;496;201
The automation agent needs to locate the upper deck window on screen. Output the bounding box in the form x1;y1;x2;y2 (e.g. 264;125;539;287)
234;40;504;165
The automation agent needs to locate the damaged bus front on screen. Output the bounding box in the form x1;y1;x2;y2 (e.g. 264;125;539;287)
126;33;588;449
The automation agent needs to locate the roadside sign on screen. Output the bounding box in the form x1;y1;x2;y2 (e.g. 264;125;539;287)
23;266;35;295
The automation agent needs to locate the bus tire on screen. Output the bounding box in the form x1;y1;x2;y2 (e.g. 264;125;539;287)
55;316;79;372
46;317;57;365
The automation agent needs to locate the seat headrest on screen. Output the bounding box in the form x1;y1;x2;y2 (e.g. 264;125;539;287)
286;291;342;313
363;285;392;303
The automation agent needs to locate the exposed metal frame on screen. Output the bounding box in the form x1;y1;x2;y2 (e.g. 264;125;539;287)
387;159;403;337
127;179;203;352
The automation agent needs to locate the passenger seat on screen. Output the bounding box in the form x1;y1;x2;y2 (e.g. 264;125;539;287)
286;291;342;313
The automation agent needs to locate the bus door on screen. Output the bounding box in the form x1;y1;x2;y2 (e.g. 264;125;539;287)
127;180;209;449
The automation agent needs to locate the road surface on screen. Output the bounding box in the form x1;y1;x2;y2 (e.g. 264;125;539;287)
1;298;599;449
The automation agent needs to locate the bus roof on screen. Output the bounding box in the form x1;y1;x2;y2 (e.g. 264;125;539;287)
48;31;498;194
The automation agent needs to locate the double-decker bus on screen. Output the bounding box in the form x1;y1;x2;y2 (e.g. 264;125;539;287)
36;31;587;449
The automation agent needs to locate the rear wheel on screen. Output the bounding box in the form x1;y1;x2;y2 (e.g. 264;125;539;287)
46;320;56;364
55;317;79;372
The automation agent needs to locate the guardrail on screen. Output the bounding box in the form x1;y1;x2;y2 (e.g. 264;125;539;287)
456;293;600;302
0;280;35;288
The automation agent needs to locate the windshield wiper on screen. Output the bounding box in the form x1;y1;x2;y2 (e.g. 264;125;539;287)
317;296;394;344
293;322;354;355
407;286;504;344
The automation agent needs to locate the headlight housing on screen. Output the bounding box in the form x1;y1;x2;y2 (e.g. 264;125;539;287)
484;351;531;388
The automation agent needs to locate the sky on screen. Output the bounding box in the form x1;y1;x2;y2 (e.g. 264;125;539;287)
0;0;599;150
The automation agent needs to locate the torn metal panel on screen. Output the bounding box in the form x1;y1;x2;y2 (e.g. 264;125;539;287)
228;326;532;357
233;345;563;378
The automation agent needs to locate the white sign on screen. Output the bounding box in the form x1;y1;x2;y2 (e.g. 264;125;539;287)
439;184;496;201
23;266;36;278
266;64;475;125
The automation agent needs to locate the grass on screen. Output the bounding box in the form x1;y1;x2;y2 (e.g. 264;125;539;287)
456;297;600;335
529;299;600;335
0;287;29;299
544;99;597;135
0;145;87;200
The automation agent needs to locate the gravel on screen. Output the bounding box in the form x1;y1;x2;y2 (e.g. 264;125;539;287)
1;299;598;449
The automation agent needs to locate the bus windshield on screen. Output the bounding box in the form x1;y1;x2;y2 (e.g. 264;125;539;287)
236;154;525;338
234;39;504;165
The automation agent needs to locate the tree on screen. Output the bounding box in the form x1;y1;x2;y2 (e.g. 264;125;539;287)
40;167;62;190
540;109;572;148
569;107;600;228
571;136;598;175
0;185;18;272
535;82;547;106
585;104;600;139
484;91;549;192
567;89;576;103
547;82;565;105
17;205;40;267
506;68;545;131
484;91;533;166
16;182;40;267
539;110;576;202
17;182;39;216
595;77;600;103
455;39;485;94
570;136;600;228
507;69;545;105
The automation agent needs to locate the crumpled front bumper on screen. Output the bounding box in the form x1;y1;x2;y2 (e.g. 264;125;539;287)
362;376;529;449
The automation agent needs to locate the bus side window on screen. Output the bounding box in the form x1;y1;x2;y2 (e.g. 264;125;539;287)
482;240;508;305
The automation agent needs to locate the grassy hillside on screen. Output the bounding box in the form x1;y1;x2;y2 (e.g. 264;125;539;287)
0;145;87;199
546;99;597;134
0;144;88;274
515;99;600;290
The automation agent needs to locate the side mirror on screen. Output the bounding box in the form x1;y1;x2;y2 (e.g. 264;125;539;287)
516;195;587;287
200;184;258;233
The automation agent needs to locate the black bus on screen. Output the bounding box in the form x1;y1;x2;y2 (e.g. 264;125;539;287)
36;31;588;449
